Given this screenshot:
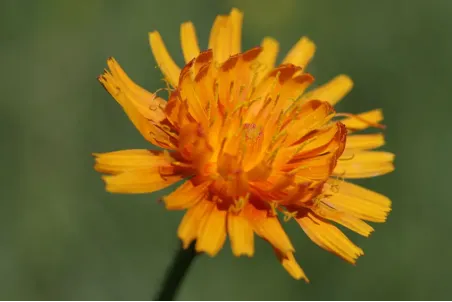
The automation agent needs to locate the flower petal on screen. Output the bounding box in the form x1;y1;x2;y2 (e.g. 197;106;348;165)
208;15;228;61
93;149;166;174
334;151;395;178
105;57;166;122
289;123;341;160
274;249;309;282
149;31;181;87
340;109;383;131
196;204;228;256
324;179;391;222
296;211;364;264
311;202;374;237
229;8;243;55
101;170;181;194
244;203;294;254
180;22;200;63
177;63;209;126
282;36;316;69
345;133;385;151
284;101;335;146
301;75;353;106
228;211;254;257
178;200;214;248
208;8;243;64
214;48;263;115
291;153;336;181
254;37;279;84
98;72;174;148
164;180;211;210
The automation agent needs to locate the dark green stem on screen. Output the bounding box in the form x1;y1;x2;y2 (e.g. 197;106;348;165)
154;241;198;301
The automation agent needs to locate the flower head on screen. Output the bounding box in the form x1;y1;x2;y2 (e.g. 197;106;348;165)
94;8;394;281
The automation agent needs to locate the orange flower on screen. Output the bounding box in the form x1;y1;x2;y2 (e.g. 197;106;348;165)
94;8;394;281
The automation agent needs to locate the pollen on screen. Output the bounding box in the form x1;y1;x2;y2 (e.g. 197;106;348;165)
243;123;263;142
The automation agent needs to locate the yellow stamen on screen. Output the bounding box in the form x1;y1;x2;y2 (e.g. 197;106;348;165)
269;201;279;216
283;210;298;222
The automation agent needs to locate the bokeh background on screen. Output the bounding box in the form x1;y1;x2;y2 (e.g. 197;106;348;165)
2;0;452;300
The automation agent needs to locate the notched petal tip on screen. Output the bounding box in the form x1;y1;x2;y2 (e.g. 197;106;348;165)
274;249;309;282
296;212;364;264
242;46;263;61
194;63;210;83
221;54;240;72
282;36;316;68
269;64;302;83
149;30;181;87
195;49;214;63
148;30;159;36
293;73;315;84
230;7;243;15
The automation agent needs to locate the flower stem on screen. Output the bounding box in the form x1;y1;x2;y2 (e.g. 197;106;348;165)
154;241;198;301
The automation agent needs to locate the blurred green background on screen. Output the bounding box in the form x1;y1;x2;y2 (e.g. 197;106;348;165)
2;0;452;300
